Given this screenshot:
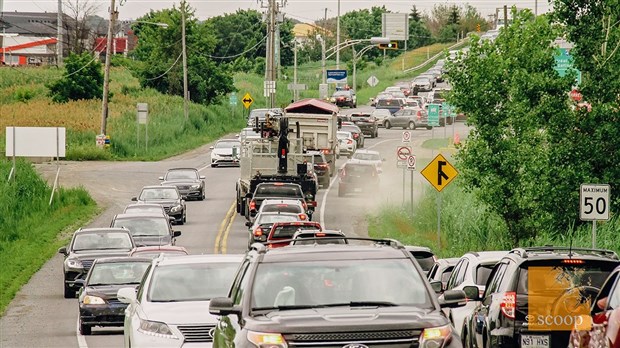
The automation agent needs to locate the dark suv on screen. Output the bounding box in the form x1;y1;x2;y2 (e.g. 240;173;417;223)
209;238;468;348
338;162;379;197
461;247;619;348
350;112;379;138
248;183;307;220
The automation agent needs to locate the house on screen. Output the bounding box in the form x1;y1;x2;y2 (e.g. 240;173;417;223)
293;22;330;44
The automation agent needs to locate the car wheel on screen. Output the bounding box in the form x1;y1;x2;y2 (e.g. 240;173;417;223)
199;190;205;201
322;178;330;188
64;284;76;299
375;129;379;138
409;121;416;130
426;126;433;130
79;320;92;335
384;121;391;129
183;212;187;223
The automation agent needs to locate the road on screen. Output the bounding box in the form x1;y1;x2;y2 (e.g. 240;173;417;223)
0;111;470;348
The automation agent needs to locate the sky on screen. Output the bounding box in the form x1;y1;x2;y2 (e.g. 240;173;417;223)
3;0;553;22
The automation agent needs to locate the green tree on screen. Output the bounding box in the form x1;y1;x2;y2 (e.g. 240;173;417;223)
47;52;103;103
408;5;433;48
445;10;574;245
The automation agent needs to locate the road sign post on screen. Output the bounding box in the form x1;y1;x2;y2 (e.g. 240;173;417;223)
580;184;611;247
136;103;148;152
397;146;412;203
407;155;416;213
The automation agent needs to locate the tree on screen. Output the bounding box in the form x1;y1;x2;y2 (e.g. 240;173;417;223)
63;0;101;54
408;5;433;48
445;10;575;245
426;4;487;40
47;52;103;103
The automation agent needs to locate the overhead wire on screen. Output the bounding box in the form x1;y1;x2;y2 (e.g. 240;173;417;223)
189;34;267;60
144;51;183;80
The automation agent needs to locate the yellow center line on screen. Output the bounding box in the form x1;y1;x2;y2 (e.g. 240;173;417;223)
221;211;236;254
214;201;236;254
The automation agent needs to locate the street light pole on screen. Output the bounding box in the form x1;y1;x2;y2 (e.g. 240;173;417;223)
181;0;189;121
100;0;117;136
352;44;375;92
320;36;326;84
336;0;340;69
57;0;63;65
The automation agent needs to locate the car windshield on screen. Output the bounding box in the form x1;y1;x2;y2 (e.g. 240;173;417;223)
87;261;150;286
344;164;375;175
148;262;240;302
215;141;238;149
112;217;170;237
262;204;303;214
251;259;432;310
255;185;303;198
124;206;163;214
271;224;319;239
352;152;380;161
350;114;370;119
250;109;269;119
377;99;400;106
409;251;436;272
165;170;197;180
414;78;430;83
341;126;359;133
73;232;133;251
256;214;300;225
140;188;179;200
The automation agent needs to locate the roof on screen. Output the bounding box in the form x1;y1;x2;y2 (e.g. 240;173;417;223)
114;212;168;219
464;250;509;261
92;256;152;264
125;203;165;209
166;167;199;172
132;245;188;253
154;254;244;266
142;185;177;189
285;98;339;114
258;244;409;263
507;247;619;261
76;227;130;234
405;245;434;253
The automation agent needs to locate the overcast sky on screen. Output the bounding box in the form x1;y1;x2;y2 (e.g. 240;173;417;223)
3;0;552;22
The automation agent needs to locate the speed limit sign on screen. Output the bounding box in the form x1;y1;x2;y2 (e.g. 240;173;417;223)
580;184;610;221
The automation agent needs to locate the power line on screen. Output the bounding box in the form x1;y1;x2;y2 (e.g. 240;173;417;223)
145;51;182;80
190;35;267;60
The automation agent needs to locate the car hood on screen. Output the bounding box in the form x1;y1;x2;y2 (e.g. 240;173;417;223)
161;180;199;186
71;250;133;260
142;301;217;325
248;307;448;333
212;148;234;156
84;284;139;298
132;235;172;247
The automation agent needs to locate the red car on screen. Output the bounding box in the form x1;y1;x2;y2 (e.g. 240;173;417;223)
266;221;322;248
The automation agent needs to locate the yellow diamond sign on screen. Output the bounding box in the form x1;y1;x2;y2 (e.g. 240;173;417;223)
242;93;254;109
420;154;458;192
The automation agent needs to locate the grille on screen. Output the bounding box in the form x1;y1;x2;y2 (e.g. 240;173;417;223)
107;298;123;305
285;330;421;348
178;185;190;190
163;207;171;213
81;259;94;270
177;324;215;343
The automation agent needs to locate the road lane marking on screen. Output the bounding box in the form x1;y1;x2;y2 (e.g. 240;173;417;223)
221;211;236;254
213;201;236;254
198;162;211;172
76;318;88;348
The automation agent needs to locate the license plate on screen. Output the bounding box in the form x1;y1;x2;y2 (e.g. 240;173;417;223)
521;335;549;348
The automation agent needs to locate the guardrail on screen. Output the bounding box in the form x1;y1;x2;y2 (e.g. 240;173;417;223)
402;39;469;74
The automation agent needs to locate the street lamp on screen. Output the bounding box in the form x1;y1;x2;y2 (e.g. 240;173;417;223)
319;36;389;86
0;33;19;65
352;44;376;91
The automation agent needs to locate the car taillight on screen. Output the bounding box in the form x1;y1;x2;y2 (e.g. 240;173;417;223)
254;227;263;237
299;213;308;220
562;259;585;264
347;139;353;144
249;200;256;211
353;133;359;138
417;110;422;120
308;201;317;207
321;149;331;154
316;233;326;237
500;291;516;319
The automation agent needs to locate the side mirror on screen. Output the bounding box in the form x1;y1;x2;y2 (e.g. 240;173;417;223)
169;216;175;222
209;297;241;316
117;287;137;304
210;146;215;150
173;231;182;238
200;176;206;179
131;197;138;201
58;246;67;255
430;281;443;294
439;289;467;308
158;176;164;180
245;221;252;227
462;285;481;301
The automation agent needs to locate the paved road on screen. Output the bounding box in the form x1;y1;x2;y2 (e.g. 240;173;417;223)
0;118;470;348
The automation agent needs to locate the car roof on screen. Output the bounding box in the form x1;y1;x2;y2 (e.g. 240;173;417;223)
255;244;411;262
154;254;244;266
75;227;131;234
166;167;198;172
295;230;344;236
261;199;304;205
142;185;178;190
353;149;380;155
114;213;168;219
132;245;187;252
462;250;509;261
257;182;301;187
257;212;301;218
125;203;164;209
344;162;376;167
506;247;619;262
93;256;153;264
404;245;434;253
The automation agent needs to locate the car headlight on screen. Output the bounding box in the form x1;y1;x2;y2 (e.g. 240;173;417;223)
83;295;105;305
330;98;336;102
247;331;287;348
170;205;182;213
420;325;452;348
65;258;83;269
138;319;178;339
190;184;200;190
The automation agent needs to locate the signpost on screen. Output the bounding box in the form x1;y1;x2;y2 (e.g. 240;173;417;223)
580;184;611;248
367;75;379;87
326;70;347;84
402;130;411;143
421;154;459;249
554;48;582;85
407;155;416;213
396;146;412;203
136;103;148;152
242;93;254;109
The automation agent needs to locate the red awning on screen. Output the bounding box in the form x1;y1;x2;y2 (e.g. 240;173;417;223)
285;98;339;114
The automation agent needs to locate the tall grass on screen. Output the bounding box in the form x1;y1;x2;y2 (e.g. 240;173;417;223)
368;183;620;257
0;158;98;315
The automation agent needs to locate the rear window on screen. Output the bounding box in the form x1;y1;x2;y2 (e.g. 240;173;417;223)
257;215;300;225
516;260;617;294
410;251;436;272
255;185;303;198
262;204;303;214
344;164;376;175
475;264;496;286
377;99;402;107
271;225;319;239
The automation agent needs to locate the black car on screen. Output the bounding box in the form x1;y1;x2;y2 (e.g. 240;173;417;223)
330;90;356;108
159;167;205;201
58;227;136;298
77;256;151;335
461;246;619;348
247;182;307;220
340;123;365;148
131;185;186;224
110;213;181;247
209;239;467;348
305;151;332;188
338;162;379;197
350;112;379;138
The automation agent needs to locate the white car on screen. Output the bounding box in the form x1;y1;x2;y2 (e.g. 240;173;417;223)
336;131;356;158
371;109;392;127
210;139;240;167
118;254;244;348
347;149;385;174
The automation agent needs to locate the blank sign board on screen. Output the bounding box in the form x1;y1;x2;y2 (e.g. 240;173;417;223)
6;127;66;157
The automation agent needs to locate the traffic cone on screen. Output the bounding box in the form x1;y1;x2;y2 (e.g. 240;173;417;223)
453;132;460;145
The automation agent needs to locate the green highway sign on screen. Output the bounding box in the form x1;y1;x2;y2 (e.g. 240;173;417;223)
428;103;441;127
229;92;238;106
442;102;456;117
554;48;582;85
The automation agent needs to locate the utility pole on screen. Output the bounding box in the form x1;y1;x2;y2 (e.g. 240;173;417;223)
268;0;276;108
535;0;538;16
323;8;328;38
336;0;340;69
504;5;508;29
181;0;189;121
57;0;63;65
100;0;118;136
293;39;298;101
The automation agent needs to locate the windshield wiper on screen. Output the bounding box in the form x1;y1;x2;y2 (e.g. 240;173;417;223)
252;304;316;311
252;301;399;312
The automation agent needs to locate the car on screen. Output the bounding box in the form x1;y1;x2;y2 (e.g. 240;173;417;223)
247;108;283;127
348;149;385;174
394;81;412;96
349;112;379;138
404;245;438;276
428;257;460;292
370;92;391;107
338;162;379;197
265;221;323;248
385;107;432;130
129;245;189;258
208;239;467;348
405;98;423;108
123;203;169;219
419;72;438;87
58;227;137;298
462;247;620;348
412;76;433;93
238;127;261;143
255;199;307;218
440;251;508;337
131;185;186;225
110;213;181;247
428;68;444;82
336;131;356;158
407;95;427;108
340;123;364;148
371;108;392;127
118;254;244;348
304;150;332;188
290;229;348;245
77;256;152;335
375;97;406;115
246;212;307;248
247;182;308;220
330;90;356;108
569;264;620;348
210;139;241;167
158;167;205;201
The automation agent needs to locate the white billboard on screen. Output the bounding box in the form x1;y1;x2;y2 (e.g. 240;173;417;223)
6;127;66;158
382;13;409;41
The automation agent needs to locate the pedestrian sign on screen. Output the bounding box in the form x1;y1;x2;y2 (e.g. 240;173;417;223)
420;154;458;192
428;104;441;127
242;93;254;109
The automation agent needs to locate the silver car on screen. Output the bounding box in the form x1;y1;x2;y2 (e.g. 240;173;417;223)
118;254;244;348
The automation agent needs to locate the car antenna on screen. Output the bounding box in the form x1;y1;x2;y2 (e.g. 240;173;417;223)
568;219;575;258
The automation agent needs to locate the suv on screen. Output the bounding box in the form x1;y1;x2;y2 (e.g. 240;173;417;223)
330;90;356;108
461;247;620;348
385;107;431;130
338;162;379;197
131;185;186;225
208;239;468;348
404;245;438;276
58;227;137;298
350;112;379;138
304;151;332;188
428;258;460;293
248;183;307;220
375;98;406;115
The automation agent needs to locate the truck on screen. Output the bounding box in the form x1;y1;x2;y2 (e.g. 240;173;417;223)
236;99;340;220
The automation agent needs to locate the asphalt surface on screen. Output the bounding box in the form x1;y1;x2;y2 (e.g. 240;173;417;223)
0;105;471;348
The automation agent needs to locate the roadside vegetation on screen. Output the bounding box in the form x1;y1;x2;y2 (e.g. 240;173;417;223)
0;158;98;315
